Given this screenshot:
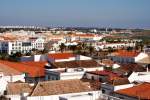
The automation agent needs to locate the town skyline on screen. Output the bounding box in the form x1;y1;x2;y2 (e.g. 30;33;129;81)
0;0;150;29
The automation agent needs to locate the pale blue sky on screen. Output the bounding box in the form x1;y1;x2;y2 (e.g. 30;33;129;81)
0;0;150;28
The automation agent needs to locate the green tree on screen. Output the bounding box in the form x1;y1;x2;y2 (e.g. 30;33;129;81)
107;47;114;54
88;46;95;56
0;53;9;60
42;48;49;54
70;45;77;53
25;52;32;56
127;46;133;51
75;43;83;54
59;43;66;53
9;52;22;61
136;41;144;52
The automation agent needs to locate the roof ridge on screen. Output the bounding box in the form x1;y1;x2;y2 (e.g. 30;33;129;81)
29;82;39;96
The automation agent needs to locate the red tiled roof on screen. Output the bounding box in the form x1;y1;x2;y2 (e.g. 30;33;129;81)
0;60;45;77
48;53;75;60
31;79;92;96
115;83;150;99
88;70;120;80
101;59;114;66
110;78;130;86
74;34;95;37
7;83;34;95
51;60;100;68
119;63;145;72
81;78;101;90
0;62;22;76
21;61;47;68
114;50;139;57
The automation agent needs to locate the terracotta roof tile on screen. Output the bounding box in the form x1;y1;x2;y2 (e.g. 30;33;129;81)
31;79;92;96
110;78;130;86
101;59;114;67
48;53;75;60
115;83;150;99
0;62;21;76
119;63;145;72
51;60;100;68
21;61;47;68
0;60;45;77
74;34;95;37
88;70;120;81
81;78;101;90
7;83;34;95
114;50;139;57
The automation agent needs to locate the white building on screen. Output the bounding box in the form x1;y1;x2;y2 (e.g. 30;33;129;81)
0;63;25;95
109;50;140;63
45;60;103;81
48;53;92;62
5;80;101;100
45;67;103;81
0;37;45;55
128;72;150;83
95;42;135;51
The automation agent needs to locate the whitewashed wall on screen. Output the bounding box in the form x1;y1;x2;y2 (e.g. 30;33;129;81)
114;84;134;91
27;91;101;100
0;74;25;95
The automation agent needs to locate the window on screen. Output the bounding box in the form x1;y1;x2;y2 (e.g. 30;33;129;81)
5;44;8;46
56;77;59;80
48;75;51;80
102;89;105;93
4;90;7;95
99;78;102;82
91;76;94;80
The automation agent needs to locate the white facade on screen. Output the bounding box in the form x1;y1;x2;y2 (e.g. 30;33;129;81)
114;84;134;91
95;42;135;51
128;72;150;83
54;55;92;62
46;67;103;81
0;38;45;55
110;52;149;64
0;73;25;95
101;83;134;96
135;52;149;62
27;91;101;100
